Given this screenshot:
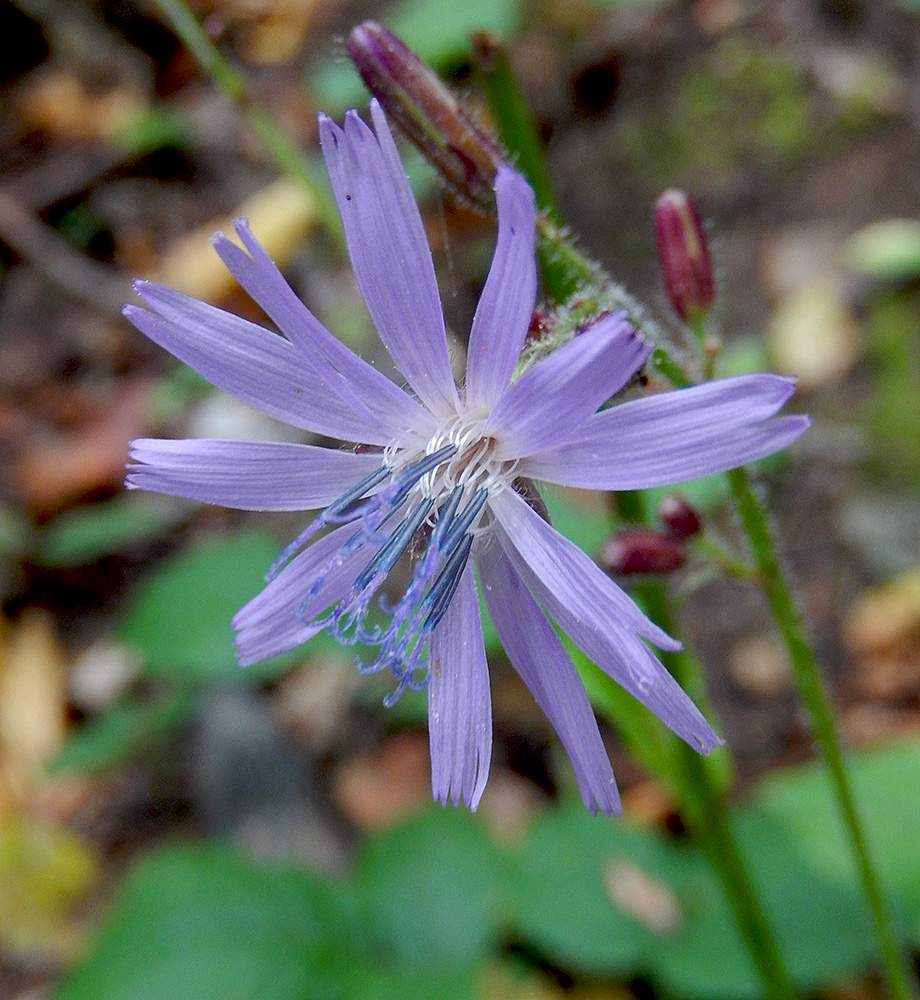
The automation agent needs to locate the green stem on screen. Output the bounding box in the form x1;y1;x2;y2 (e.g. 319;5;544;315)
472;33;557;220
532;184;914;999
727;467;915;1000
611;494;798;1000
152;0;343;244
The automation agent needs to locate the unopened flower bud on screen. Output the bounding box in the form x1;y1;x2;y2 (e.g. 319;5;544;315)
654;189;715;322
348;22;507;210
601;528;686;576
656;494;702;540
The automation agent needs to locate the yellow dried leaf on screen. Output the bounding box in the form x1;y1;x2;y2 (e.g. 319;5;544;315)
767;277;861;390
844;568;920;655
150;177;318;303
0;610;67;802
0;814;100;960
602;857;683;935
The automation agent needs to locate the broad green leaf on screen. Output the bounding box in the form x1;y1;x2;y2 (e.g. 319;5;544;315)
656;744;920;997
48;692;196;775
37;494;188;566
750;740;920;926
118;532;299;683
654;810;879;998
510;806;696;975
342;961;477;1000
351;808;506;965
55;844;343;1000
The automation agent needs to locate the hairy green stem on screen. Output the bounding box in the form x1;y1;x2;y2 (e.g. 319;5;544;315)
613;493;798;1000
526;157;914;1000
727;468;915;1000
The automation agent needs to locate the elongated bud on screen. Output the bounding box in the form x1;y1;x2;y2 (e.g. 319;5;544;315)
348;22;507;210
601;529;686;576
656;494;702;540
654;189;715;322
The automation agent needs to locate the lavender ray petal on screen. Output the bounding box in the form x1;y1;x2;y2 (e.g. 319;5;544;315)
478;542;621;816
428;564;492;810
489;487;680;652
496;522;721;753
212;221;434;441
465;169;537;414
484;314;652;459
126;284;389;444
126;438;383;511
233;521;379;665
521;375;810;489
318;103;459;417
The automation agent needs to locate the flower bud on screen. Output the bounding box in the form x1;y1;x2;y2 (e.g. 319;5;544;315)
347;22;507;210
653;189;715;322
600;528;686;576
656;494;702;540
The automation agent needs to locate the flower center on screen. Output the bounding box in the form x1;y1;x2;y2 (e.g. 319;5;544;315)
271;417;517;704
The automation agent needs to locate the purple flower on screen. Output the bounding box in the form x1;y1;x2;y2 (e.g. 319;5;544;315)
124;101;809;815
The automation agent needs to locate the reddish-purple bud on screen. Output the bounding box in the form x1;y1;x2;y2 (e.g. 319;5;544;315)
347;22;507;210
600;529;687;576
653;189;715;322
656;494;703;540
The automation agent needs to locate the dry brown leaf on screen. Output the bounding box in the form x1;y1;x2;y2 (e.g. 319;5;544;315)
149;177;318;304
333;731;431;832
17;69;146;143
620;778;676;828
844;569;920;656
16;379;151;516
728;634;794;698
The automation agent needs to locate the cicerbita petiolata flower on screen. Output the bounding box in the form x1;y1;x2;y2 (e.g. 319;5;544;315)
124;100;809;815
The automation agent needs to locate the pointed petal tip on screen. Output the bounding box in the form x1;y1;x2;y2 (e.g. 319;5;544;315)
696;732;726;755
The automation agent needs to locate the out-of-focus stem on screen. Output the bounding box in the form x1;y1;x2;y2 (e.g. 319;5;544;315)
152;0;342;244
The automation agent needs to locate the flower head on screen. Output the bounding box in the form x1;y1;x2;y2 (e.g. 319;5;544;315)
125;101;809;815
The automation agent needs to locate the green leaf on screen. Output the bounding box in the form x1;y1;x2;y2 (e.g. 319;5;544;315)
509;806;695;975
55;844;343;1000
351;808;505;965
37;494;188;566
48;692;196;775
542;486;611;557
656;743;920;998
309;0;523;112
342;961;478;1000
750;740;920;930
844;219;920;281
118;532;299;683
110;107;192;155
654;811;879;998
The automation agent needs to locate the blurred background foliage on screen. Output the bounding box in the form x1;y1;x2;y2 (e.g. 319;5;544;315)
1;0;920;997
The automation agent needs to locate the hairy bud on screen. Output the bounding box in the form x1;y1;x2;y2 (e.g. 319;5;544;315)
653;189;715;322
348;22;507;210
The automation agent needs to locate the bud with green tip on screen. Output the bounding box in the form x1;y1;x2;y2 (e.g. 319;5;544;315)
654;189;715;323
